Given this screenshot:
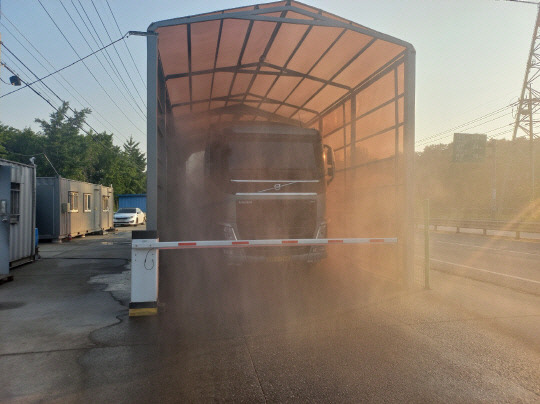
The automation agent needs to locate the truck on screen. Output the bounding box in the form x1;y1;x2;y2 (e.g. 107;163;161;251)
204;122;335;264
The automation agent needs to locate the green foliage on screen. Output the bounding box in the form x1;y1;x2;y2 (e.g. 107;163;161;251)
0;101;146;197
123;136;146;172
0;124;43;163
34;103;90;179
416;138;540;221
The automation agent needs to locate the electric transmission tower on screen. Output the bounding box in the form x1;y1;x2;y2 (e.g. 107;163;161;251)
510;0;540;200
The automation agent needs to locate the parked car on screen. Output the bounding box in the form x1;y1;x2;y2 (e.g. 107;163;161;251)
113;208;146;226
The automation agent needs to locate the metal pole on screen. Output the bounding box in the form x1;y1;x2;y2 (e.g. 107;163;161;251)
491;141;497;219
533;138;536;200
512;5;540;141
529;85;535;201
146;32;158;231
424;199;430;290
404;47;416;288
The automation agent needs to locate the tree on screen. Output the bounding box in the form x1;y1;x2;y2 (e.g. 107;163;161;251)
0;124;43;164
123;136;146;172
35;102;90;180
415;137;540;221
119;135;147;195
0;101;147;198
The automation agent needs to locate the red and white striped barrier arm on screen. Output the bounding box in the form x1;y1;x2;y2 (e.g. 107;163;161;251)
132;238;398;250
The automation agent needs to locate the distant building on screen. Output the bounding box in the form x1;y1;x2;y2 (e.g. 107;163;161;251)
0;158;37;275
118;194;146;213
36;177;114;241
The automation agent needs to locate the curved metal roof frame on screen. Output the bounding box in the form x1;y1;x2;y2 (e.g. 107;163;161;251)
148;0;414;130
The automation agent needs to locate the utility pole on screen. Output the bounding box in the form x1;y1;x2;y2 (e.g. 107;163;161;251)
511;1;540;201
490;140;497;218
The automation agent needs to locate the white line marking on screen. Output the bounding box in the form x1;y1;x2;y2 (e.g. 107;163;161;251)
435;240;540;257
429;258;540;285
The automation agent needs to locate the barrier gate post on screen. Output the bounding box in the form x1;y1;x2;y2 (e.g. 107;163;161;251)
129;230;159;316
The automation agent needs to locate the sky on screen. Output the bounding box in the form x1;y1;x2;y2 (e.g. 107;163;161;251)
0;0;537;154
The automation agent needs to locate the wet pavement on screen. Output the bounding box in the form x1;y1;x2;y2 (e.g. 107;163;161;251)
1;229;539;403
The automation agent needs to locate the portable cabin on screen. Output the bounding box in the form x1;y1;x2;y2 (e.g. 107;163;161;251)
118;194;147;213
0;159;37;273
36;177;114;241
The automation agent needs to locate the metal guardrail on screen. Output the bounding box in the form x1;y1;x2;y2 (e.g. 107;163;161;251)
417;218;540;238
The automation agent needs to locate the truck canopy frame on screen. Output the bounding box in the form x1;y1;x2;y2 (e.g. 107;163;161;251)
148;0;412;130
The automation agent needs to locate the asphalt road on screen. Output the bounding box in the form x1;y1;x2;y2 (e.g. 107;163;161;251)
417;230;540;290
1;230;540;403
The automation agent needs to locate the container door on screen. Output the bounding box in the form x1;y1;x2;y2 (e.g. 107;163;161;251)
94;189;101;230
0;166;11;275
60;180;69;238
104;191;111;229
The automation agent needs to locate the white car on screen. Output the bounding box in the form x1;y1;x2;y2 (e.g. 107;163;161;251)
114;208;146;226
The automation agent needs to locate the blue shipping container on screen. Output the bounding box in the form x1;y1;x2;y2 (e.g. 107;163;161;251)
118;194;147;212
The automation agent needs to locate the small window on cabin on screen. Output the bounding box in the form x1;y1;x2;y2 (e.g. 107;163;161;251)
10;182;20;224
102;196;110;212
84;194;91;212
68;191;79;212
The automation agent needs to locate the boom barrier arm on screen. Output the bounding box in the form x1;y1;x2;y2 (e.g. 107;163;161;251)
129;237;398;317
133;238;398;250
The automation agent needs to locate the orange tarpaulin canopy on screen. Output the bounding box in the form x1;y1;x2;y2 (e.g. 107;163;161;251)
149;0;411;132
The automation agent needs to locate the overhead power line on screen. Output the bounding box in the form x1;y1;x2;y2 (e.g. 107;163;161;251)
90;0;146;109
1;52;60;108
105;0;146;90
0;10;147;159
417;110;512;146
504;0;539;5
416;103;515;147
1;42;109;137
0;39;132;144
0;32;128;99
0;18;85;103
58;0;146;121
3;150;61;176
35;0;144;136
66;0;146;117
2;61;134;164
41;153;60;176
0;12;127;139
1;62;58;111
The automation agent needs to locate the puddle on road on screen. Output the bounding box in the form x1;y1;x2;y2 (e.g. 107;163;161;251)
89;270;131;305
